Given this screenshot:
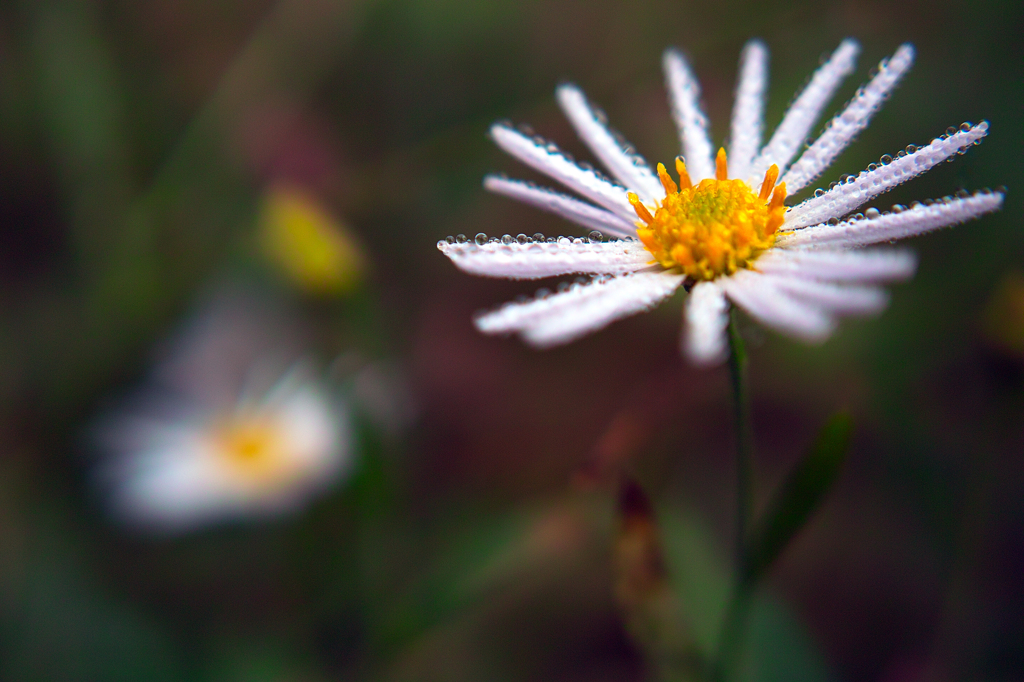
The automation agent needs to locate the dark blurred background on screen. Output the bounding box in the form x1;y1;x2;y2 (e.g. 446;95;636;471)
0;0;1021;680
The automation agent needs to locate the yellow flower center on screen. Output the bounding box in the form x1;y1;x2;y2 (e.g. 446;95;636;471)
214;415;295;486
629;148;787;281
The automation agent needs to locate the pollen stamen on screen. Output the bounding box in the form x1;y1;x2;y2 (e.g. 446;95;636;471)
715;148;728;181
758;164;780;201
657;163;678;195
675;157;692;189
627;191;654;224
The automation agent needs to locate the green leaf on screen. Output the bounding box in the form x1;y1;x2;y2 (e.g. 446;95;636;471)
660;509;834;682
744;412;852;583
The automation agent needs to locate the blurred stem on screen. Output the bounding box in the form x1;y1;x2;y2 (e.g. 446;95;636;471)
711;581;753;682
711;309;756;682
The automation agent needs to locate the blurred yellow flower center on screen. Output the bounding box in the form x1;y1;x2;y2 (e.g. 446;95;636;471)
215;416;291;484
629;149;787;281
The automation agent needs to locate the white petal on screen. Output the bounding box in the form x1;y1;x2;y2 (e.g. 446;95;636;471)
439;237;652;280
756;247;917;281
475;270;684;347
750;39;861;180
484;175;637;238
105;438;233;532
271;383;350;487
556;84;664;200
783;122;990;229
783;44;915;194
490;124;636;221
777;191;1004;248
761;274;890;315
663;49;715;182
728;40;769;182
684;280;729;365
721;270;836;341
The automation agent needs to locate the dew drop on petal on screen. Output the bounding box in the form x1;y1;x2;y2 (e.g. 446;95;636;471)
906;144;918;154
960;121;973;132
501;234;514;245
517;233;529;244
456;234;467;244
445;236;455;244
946;126;958;136
475;233;487;245
892;204;906;213
814;188;825;198
880;154;893;165
533;233;545;242
865;208;881;218
588;230;604;243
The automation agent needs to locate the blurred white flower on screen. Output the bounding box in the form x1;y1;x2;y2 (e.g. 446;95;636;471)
439;39;1004;364
95;288;353;534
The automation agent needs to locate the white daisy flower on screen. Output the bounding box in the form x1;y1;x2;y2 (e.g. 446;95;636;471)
95;290;353;534
438;39;1004;365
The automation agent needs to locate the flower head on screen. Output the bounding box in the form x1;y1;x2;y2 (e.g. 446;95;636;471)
439;39;1004;364
95;289;353;534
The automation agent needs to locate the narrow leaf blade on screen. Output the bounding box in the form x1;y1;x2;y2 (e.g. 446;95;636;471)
745;412;852;582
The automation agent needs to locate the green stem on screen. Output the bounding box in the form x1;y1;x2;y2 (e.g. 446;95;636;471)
711;309;756;682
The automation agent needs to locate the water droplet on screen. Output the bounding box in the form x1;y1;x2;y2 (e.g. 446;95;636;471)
533;233;545;242
589;230;604;243
536;287;551;299
892;204;906;213
436;239;446;248
475;233;487;245
896;150;906;158
880;154;893;165
501;234;514;245
955;189;970;199
827;217;840;226
829;181;838;190
558;237;571;245
445;236;455;244
865;208;881;218
852;212;864;221
905;144;918;154
909;201;922;209
814;188;825;197
547;237;557;243
959;121;973;132
557;282;570;292
946;126;957;136
456;234;467;244
517;233;529;244
868;163;879;172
